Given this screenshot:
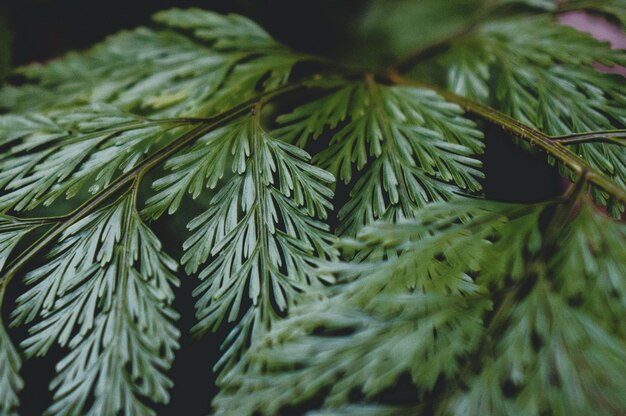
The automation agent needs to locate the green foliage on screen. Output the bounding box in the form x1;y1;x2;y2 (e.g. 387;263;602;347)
444;15;626;129
215;198;626;415
0;217;33;415
0;316;22;416
0;216;40;270
146;114;338;371
0;105;193;212
12;195;179;416
354;0;557;67
153;8;285;51
441;15;626;207
0;2;624;415
276;81;484;235
0;9;306;117
357;0;484;63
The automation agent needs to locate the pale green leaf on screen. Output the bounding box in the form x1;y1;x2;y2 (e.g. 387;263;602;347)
12;195;180;416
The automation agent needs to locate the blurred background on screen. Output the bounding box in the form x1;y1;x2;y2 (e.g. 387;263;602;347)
0;1;622;414
2;0;368;77
0;0;544;76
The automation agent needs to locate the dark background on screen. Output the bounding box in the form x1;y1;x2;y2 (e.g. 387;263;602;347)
2;0;368;68
0;1;560;415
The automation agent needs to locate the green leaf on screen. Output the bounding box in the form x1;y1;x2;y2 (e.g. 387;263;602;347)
212;199;523;413
0;215;38;415
442;15;626;206
0;320;22;416
215;197;626;415
548;202;626;335
215;294;490;415
451;286;626;416
1;10;303;117
12;195;180;416
277;82;484;235
157;115;338;371
356;0;484;65
444;16;626;111
0;4;625;414
0;105;190;212
0;216;41;271
153;8;284;51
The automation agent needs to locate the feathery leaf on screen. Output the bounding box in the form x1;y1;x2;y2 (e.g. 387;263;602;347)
215;197;626;415
1;11;304;117
0;320;22;416
442;15;626;209
12;195;180;416
0;105;192;212
150;114;337;371
277;81;484;234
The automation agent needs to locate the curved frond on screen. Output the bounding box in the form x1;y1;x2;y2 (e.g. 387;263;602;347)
442;15;626;208
0;5;624;415
277;82;484;234
12;195;180;416
1;10;304;117
215;198;626;415
148;115;337;371
0;105;193;212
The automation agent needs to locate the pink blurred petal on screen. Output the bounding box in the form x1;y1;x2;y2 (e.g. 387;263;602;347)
559;11;626;76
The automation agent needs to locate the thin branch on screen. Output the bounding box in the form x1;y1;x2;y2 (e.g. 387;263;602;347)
0;82;305;287
552;130;626;146
384;71;626;205
0;216;59;230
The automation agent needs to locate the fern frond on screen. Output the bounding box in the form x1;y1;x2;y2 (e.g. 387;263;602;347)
277;81;484;234
11;194;179;416
147;114;337;371
0;4;624;414
0;105;196;212
548;202;626;334
452;286;626;415
216;294;490;416
153;8;288;51
1;29;218;114
0;216;44;270
442;15;626;208
0;216;44;415
142;123;236;219
215;197;626;415
445;16;625;106
0;318;22;416
1;10;305;117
